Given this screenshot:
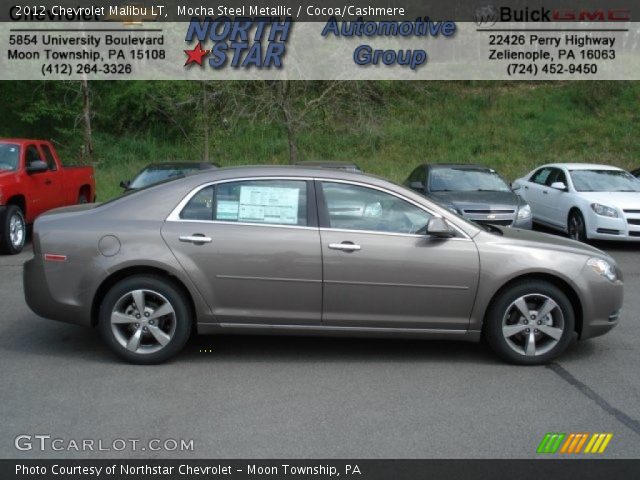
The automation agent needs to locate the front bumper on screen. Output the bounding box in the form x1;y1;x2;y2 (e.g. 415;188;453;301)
576;262;624;340
587;213;640;241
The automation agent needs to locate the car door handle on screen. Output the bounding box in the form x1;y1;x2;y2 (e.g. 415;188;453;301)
524;186;529;190
179;235;212;244
542;190;548;194
45;179;52;185
329;242;361;252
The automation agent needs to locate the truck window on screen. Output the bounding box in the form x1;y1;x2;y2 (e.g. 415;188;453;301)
40;145;58;171
25;145;42;167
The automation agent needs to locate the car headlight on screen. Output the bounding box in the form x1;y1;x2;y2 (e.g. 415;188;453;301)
517;204;532;220
587;257;618;282
591;203;619;218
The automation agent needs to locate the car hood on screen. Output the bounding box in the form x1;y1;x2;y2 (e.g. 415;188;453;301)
429;190;524;211
489;225;609;258
577;191;640;210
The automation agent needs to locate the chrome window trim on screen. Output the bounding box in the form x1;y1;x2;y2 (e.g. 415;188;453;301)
165;175;471;239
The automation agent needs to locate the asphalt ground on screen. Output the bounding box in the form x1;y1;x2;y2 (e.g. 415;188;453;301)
1;232;639;459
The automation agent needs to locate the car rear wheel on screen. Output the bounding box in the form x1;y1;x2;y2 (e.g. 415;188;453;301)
1;205;26;255
98;275;192;364
78;192;88;204
484;281;574;365
568;210;587;242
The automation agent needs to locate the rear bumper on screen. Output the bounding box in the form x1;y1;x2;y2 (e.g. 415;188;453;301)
23;256;92;326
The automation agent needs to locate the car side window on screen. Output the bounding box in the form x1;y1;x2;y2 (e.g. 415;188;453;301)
40;145;58;171
320;182;432;235
25;145;41;166
408;167;425;185
180;186;214;221
214;180;308;226
547;169;567;186
530;168;551;185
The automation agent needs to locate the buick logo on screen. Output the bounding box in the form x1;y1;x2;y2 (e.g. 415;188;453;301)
475;5;498;27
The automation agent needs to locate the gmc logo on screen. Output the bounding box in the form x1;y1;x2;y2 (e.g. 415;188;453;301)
553;9;631;21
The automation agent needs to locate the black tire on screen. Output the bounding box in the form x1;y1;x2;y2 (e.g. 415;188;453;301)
0;205;26;255
568;210;587;242
78;192;88;204
98;275;192;364
484;280;575;365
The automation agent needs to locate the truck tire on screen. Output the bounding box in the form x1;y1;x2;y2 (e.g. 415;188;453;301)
1;205;26;255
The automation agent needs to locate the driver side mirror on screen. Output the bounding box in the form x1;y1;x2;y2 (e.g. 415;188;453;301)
410;181;425;191
550;181;567;191
26;160;48;174
120;180;131;189
426;217;455;238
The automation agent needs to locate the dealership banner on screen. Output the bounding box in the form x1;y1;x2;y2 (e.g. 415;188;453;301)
4;459;640;480
1;1;639;79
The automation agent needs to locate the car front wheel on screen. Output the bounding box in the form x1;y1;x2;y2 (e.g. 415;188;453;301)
0;205;26;255
484;281;575;365
98;275;192;364
568;210;587;242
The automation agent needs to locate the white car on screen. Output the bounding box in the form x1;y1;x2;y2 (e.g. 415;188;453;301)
512;163;640;242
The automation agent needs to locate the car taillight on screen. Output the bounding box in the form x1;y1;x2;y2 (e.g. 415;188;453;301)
44;254;67;262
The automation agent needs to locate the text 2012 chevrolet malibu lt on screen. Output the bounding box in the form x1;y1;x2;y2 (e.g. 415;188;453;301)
24;167;623;365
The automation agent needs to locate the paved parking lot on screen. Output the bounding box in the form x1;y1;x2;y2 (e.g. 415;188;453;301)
1;235;639;459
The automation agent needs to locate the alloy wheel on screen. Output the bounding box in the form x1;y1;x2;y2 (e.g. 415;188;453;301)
568;213;585;241
501;293;565;357
110;289;177;354
9;213;25;249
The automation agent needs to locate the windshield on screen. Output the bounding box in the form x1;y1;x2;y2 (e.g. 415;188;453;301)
430;168;511;192
570;170;640;192
130;166;201;189
0;143;20;171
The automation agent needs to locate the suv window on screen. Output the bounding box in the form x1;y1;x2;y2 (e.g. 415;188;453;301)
40;144;57;171
320;182;432;235
215;180;307;226
530;168;552;185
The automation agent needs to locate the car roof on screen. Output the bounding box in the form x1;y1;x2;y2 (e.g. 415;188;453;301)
0;138;50;144
142;162;217;169
540;163;623;171
426;163;494;171
296;160;359;167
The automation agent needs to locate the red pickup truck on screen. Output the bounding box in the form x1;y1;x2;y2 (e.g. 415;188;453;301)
0;138;96;254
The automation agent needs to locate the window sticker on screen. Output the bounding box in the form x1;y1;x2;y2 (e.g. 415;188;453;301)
216;200;239;221
238;186;300;224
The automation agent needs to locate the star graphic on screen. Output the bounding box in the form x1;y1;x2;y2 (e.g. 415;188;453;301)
184;42;210;66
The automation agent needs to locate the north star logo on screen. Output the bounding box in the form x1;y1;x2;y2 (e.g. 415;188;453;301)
183;17;292;69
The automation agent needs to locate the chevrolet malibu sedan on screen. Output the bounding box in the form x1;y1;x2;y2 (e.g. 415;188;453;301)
24;167;622;365
513;163;640;242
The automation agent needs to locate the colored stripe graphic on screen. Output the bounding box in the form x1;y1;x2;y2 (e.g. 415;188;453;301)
537;433;565;453
539;433;613;454
584;433;613;454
